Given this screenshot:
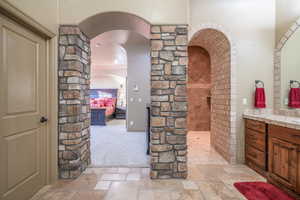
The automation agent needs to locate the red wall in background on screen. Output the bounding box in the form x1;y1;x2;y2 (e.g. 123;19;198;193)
188;46;211;131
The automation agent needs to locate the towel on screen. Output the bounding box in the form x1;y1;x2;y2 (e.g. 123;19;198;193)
255;88;266;108
289;88;300;108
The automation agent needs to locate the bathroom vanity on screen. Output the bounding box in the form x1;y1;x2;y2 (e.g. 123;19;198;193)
242;16;300;197
244;114;300;197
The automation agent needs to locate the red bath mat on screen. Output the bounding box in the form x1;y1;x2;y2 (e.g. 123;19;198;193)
234;182;296;200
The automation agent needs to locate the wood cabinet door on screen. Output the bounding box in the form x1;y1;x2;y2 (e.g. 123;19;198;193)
269;137;297;191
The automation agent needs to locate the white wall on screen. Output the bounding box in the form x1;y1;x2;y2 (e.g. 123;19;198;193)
5;0;188;34
6;0;59;34
6;0;279;162
91;75;125;89
281;28;300;107
276;0;300;43
59;0;188;25
189;0;275;163
275;0;300;109
125;37;151;132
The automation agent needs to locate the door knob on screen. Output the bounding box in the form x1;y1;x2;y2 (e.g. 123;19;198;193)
40;116;48;123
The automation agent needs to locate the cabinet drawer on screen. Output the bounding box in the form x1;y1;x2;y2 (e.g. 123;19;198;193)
246;119;266;133
269;125;300;145
245;144;266;170
246;128;266;152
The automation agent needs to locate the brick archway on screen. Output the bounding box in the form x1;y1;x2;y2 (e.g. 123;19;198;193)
58;13;188;179
189;28;237;163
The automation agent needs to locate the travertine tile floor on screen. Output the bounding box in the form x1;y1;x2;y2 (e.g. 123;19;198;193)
32;131;265;200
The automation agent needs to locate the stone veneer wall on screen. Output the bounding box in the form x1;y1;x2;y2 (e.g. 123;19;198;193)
189;29;233;162
58;26;91;178
150;25;188;179
274;17;300;117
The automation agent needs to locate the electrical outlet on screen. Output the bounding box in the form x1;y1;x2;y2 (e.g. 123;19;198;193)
284;98;289;105
130;97;134;102
242;98;248;105
130;121;134;126
138;98;142;102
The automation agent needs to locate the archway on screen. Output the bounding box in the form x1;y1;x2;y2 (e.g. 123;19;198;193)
78;12;151;39
58;12;189;179
189;28;236;163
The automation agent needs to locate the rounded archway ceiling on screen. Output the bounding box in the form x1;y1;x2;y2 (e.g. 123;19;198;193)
91;30;129;69
79;12;150;39
91;30;149;71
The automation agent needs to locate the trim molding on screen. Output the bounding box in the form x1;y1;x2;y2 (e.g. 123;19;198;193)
0;0;55;38
0;0;58;184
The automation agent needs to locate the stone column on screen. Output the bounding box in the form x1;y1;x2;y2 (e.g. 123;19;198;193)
150;25;188;179
58;25;91;178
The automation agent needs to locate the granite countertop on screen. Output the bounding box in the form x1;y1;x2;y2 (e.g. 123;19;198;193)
243;111;300;130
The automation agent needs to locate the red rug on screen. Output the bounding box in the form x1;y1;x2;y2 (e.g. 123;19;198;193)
234;182;296;200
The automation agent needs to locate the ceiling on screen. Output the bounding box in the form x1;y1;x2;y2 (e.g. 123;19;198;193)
91;30;148;79
91;30;129;70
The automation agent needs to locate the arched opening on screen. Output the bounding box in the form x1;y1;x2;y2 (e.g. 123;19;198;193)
89;30;151;167
83;14;151;167
188;28;234;163
58;12;152;178
58;12;189;179
79;12;151;39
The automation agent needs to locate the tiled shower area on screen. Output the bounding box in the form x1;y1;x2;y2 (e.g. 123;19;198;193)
187;46;211;132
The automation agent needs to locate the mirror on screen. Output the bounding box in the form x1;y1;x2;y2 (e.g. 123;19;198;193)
280;28;300;109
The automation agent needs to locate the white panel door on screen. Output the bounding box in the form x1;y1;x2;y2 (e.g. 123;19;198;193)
0;13;47;200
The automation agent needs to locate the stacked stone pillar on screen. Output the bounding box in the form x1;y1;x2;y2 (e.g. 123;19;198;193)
58;26;91;178
150;25;188;179
57;24;188;179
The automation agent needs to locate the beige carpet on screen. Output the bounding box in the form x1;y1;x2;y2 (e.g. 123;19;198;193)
90;120;149;167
